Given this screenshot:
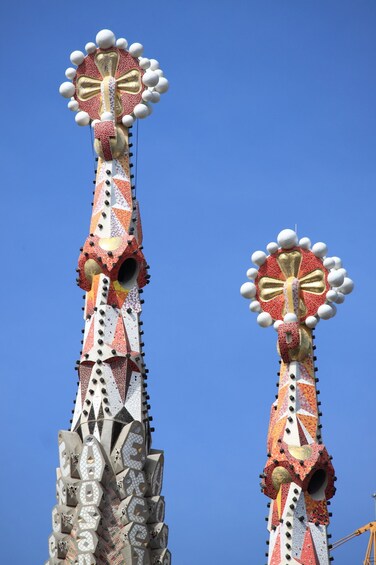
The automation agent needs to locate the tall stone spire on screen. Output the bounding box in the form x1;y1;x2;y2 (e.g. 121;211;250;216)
47;29;170;565
241;228;354;565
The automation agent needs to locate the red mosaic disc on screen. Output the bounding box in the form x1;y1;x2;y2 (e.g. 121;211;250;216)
73;48;145;121
255;247;329;322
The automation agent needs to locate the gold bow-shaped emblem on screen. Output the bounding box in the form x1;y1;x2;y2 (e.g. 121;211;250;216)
258;251;326;315
76;51;142;116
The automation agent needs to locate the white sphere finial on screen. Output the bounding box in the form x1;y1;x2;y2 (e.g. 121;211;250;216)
257;312;273;327
312;242;328;258
155;77;169;93
85;42;97;54
129;42;144;57
96;29;116;49
240;282;256;299
59;82;75;98
142;71;159;88
299;237;311;250
75;111;90;126
277;229;298;249
70;50;85;66
116;38;128;50
251;250;267;266
305;316;318;328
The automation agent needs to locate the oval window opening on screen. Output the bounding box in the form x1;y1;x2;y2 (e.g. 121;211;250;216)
118;258;138;289
307;469;327;500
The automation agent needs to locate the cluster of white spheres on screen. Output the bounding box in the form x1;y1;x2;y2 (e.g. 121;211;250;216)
240;228;354;329
59;29;169;127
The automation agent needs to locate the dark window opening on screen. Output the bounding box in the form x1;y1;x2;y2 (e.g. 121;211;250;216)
307;469;327;500
118;258;138;289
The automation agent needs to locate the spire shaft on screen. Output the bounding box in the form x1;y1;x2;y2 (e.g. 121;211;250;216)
47;29;170;565
241;228;354;564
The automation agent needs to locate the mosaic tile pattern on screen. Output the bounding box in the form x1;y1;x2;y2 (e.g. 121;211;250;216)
47;31;170;565
241;230;354;565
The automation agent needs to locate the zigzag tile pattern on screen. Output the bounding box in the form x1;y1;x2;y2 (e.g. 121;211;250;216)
255;247;336;564
47;36;170;565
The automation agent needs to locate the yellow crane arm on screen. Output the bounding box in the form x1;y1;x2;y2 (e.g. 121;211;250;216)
331;522;375;550
354;523;375;536
332;522;376;565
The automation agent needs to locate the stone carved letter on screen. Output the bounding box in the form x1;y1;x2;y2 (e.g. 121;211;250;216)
77;504;101;531
123;522;149;548
147;496;165;524
77;530;98;553
144;451;164;497
58;431;82;479
78;480;103;507
123;469;147;497
123;545;151;565
78;437;105;481
119;495;149;525
151;548;171;565
112;421;146;473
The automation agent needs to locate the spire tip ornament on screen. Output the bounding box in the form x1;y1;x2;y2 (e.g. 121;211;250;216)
59;28;169;129
241;228;354;329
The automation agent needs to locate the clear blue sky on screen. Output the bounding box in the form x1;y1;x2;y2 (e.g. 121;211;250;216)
1;1;375;563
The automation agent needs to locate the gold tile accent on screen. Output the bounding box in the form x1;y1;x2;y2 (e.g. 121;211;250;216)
288;445;312;460
84;259;102;283
98;237;123;251
258;277;284;301
95;51;119;77
272;466;292;491
300;269;326;294
277;251;302;278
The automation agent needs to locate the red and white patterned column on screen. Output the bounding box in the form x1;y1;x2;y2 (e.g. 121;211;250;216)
47;29;170;565
241;228;354;565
